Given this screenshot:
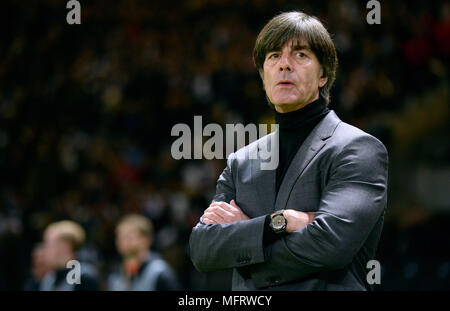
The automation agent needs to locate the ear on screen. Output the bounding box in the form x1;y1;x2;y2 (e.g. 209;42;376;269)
319;74;328;88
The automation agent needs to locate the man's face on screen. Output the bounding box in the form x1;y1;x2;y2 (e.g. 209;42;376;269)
32;245;51;279
116;224;150;259
263;38;328;113
43;229;72;269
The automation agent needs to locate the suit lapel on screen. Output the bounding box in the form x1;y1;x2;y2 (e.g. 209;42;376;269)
254;132;277;216
273;110;341;211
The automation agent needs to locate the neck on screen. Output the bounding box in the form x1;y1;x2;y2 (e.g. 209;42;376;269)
123;250;150;276
274;96;328;132
125;249;150;264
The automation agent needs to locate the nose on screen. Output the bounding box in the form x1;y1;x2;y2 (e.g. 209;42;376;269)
279;53;292;72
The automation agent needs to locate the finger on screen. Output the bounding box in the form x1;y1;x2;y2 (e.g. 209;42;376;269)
203;211;224;223
227;201;249;221
209;201;231;209
205;205;231;215
210;201;240;214
208;206;235;219
201;216;217;225
229;200;241;211
209;201;226;206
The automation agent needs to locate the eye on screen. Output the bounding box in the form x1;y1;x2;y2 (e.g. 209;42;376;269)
267;53;279;60
296;52;306;58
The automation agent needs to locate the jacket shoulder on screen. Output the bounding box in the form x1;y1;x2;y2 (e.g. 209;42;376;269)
330;121;387;156
229;132;274;163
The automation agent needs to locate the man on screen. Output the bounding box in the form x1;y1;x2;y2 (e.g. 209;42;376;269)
40;220;99;291
107;214;181;290
24;243;51;290
189;11;388;290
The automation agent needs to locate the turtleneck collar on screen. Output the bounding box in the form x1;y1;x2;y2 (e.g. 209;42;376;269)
274;96;329;132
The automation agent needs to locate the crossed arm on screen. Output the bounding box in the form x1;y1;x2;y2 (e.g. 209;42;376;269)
189;135;388;288
201;200;314;234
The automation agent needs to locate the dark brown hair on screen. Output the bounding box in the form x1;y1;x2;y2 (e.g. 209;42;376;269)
253;11;338;105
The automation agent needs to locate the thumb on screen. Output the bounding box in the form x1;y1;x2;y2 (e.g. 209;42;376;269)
230;200;238;207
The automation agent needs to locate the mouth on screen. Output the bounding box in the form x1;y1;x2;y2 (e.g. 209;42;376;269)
276;80;295;86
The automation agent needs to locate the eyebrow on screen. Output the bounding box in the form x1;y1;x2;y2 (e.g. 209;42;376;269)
289;44;311;51
268;44;311;54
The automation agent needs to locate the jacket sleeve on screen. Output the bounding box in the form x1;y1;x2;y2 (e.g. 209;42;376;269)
189;152;266;273
248;135;389;288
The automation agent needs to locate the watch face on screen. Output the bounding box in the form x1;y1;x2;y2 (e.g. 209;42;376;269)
272;215;286;230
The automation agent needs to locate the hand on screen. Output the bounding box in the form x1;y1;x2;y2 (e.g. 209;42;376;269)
283;209;315;233
201;200;250;225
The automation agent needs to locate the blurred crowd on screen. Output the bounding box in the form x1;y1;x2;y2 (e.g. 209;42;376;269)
0;0;449;290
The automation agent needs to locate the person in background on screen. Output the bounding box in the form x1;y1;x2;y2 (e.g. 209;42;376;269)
40;220;99;291
108;214;181;290
23;243;51;290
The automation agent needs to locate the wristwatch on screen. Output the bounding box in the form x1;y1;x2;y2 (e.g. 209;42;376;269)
269;209;287;234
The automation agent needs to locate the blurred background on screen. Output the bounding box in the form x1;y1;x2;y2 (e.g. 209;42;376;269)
0;0;449;290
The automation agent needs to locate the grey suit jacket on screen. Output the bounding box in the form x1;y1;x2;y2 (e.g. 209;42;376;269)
189;110;389;290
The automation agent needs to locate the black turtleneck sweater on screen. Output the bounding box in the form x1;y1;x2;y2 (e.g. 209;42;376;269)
263;96;330;246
